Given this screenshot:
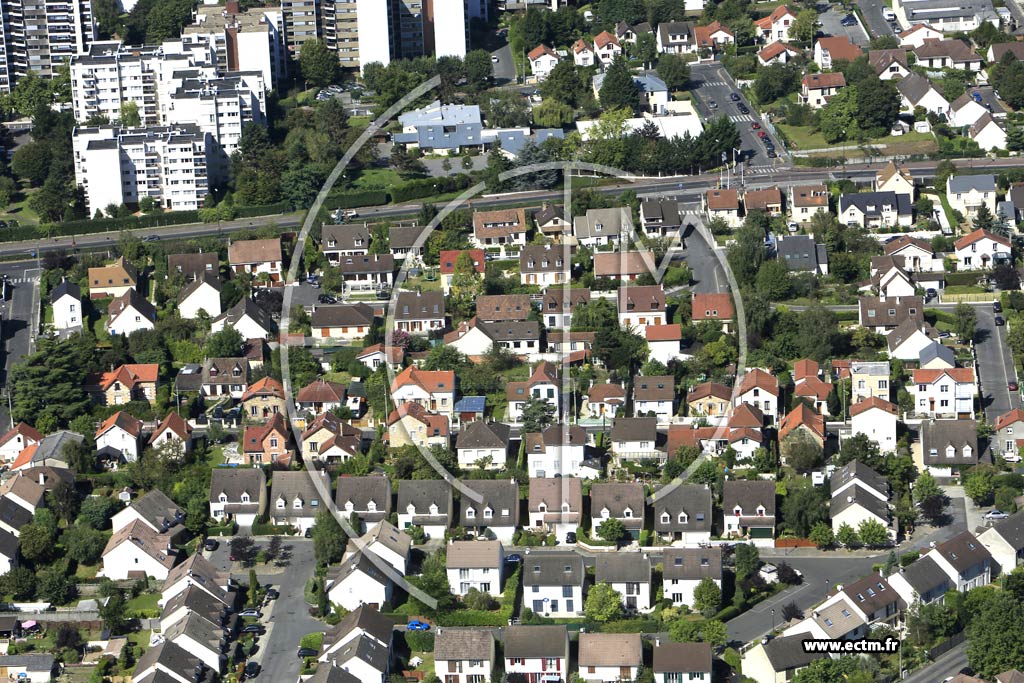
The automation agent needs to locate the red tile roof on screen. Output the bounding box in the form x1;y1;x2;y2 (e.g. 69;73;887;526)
779;403;824;441
692;293;734;321
391;365;455;394
98;364;159;390
912;368;976;384
439;249;486;275
96;411;143;439
850;396;898;417
739;368;778;396
150;412;191;444
954;228;1011;250
645;323;682;341
241;376;285;402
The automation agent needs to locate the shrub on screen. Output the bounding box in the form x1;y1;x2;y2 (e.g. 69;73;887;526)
404;630;436;652
900;551;920;567
715;605;741;621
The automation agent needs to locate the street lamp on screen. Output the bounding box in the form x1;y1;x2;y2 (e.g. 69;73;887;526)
771;608;775;633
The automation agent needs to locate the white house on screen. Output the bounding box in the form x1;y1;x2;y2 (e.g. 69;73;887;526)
970;113;1007;151
455;421;510;471
977;511;1024;575
446;540;504;597
813;36;863;70
594;30;623;64
955;229;1011;270
178;275;222;320
654;642;712;683
573;39;596;66
949;94;988;128
444;318;541;359
896;72;949;117
928;531;992;592
520;245;572;286
99;520;177;580
390;366;456;419
208;467;265;528
578;633;642;683
393;291;446;336
662;547;723;608
459;480;518;543
211;298;274;340
595;554;653;613
433;629;496;683
899;23;943;49
830;462;896;542
106;289;156;336
528;44;560;80
525;424;590;479
528;477;583;544
755;5;797;41
946;175;997;218
646;324;683;365
591;482;645;541
849;397;899;452
111;489;185;536
611;417;661;462
911;367;977;418
507;362;560;423
633;376;676;423
504;625;570;683
51;280;82;331
268;471;327;534
619;285;667;330
523;552;585;617
357;521;412;575
0;423;42;463
318;605;395;666
735;368;780;424
397;479;452;539
95;411;142;463
722;480;776;541
325;553;393;611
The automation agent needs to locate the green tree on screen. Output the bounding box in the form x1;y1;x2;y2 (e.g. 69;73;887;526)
754;258;792;301
37;562;75;604
935;159;957;190
753;63;801;104
734;543;760;582
465;50;493;87
781;429;823;472
656;53;691;91
973;202;995;232
966;591;1024;678
913;471;945;520
818;85;859;143
584;582;623;622
596;517;627;544
953;302;977;342
62;524;108;565
119;101;141;127
809;522;835;549
311;510;347;566
99;588;128;634
855;77;900;135
781;484;828;537
521;395;556;433
299;39;338;87
206;326;244;358
11;141;52;186
599;55;641;113
857;518;890;548
18;521;57;562
964;468;995;506
693;577;722;617
0;176;16;208
836;522;860;547
792;9;819;42
0;567;36;600
533;100;575;127
78;496;119;529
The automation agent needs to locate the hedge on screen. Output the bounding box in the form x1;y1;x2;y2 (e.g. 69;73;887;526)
322;190;389;210
715;605;742;621
251;522;295;536
435;609;510;626
598;619;660;633
404;630;435;652
388;174;473;203
208;521;237;537
233;202;293;218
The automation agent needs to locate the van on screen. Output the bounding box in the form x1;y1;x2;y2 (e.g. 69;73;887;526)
883;8;896;20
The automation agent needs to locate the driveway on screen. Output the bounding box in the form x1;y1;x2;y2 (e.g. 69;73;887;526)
206;538;322;683
0;258;40;394
491;42;515;85
818;5;871;46
854;0;895;37
974;304;1019;420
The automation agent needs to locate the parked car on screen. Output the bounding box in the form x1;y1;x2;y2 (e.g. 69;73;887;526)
996;315;1005;326
1003;453;1022;463
318;294;337;305
565;532;577;544
491;55;499;63
730;93;741;101
265;588;279;601
1010;380;1019;392
244;662;261;678
241;624;265;634
297;648;319;658
738;104;749;114
708;99;718;109
505;553;523;563
407;620;430;631
751;122;761;130
239;609;262;618
203;539;219;552
984;509;1010;520
993;301;1002;313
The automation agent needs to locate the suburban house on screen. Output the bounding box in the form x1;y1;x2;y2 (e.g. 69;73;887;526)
778;403;825;455
830;461;896;541
618;284;667;329
801;72;846;109
899;23;943;48
662;547;723;608
148;411;190;456
459;479;518;542
211;298;274;340
813;36;863;70
471;208;529;257
433;629;496;683
525;424;591;479
911;367;977;418
590;482;645;540
88;256;137;298
744;187;783;215
397;479;452;539
208;467;266;527
793;359;833;415
954;228;1011;270
657;21;695;53
687;382;731;417
586;382;626;419
594;30;623;64
704;188;741;227
227;237;282;284
611;417;661;462
106;289;157;336
356;344;404;372
578;633;642;683
506;362;560;423
949;92;989;128
646;323;684;365
575;207;628;247
99;520;177;580
177;274;222;320
241;376;287;419
324;553;393;613
896;72;950;117
735;368;780;423
167;252;218;281
694;21;734;53
849;360;893;402
446;540;504;597
573;39;596;66
393;291;445;335
268;470;327;534
921;418;979;476
652;484;713;544
884;235;943;272
758;40;802;65
970;112;1007;151
541;288;590;329
870;48;910;79
503;625;570;683
51;280;82;331
743;635;829;683
295;379;349;415
946;174;997;218
528;477;583;543
444;317;541;358
691;292;734;333
439;249;485;295
755;5;797;40
886;318;941;360
790;184;830;223
523;552;584;617
0;423;42;463
640;198;683;238
929;531;992;591
88;363;159;406
336;254;394;292
335;476;392;534
887;554;952;607
529;44;560;79
456;421;511;471
356;521;411;575
95;412;143;463
978;510;1024;574
199;358;251;399
390;365;456;419
389;225;427;261
242;412;293;467
387;402;450;450
858;295;923;334
310;304;377;341
913;38;982;70
477;293;533;322
653;642;713;683
838;191;913;228
322;224;371;260
595;553;653;612
722;480;776;541
634;376;676;423
995;408;1024;457
520;245;572;286
850;396;899;452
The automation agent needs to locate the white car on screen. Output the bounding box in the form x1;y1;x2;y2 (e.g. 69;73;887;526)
984;510;1010;521
1004;453;1022;463
491;55;499;63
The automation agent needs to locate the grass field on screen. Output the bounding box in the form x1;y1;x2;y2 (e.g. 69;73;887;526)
354;168;403;191
779;125;937;155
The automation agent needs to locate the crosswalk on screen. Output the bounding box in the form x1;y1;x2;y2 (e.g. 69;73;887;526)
698;80;729;88
3;277;36;284
729;114;759;123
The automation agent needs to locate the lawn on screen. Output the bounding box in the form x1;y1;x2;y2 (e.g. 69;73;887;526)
208;446;226;467
779;126;937;155
74;562;100;580
0;192;40;226
354;168;403;191
347;115;374;129
943;285;988;294
777;124;829;150
126;592;161;616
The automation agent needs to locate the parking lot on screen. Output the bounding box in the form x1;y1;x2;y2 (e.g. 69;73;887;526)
818;5;871;46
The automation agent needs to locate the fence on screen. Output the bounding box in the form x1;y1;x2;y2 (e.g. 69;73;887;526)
941;292;997;303
927;630;966;660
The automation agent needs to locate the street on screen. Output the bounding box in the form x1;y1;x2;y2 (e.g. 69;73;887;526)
206;538;323;683
903;642;968;683
854;0;896;37
973;304;1020;421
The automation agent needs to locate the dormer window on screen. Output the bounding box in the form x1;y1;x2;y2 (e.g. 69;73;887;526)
600;507;610;518
661;512;670;524
538;503;547;512
219;493;228;503
679;512;688;524
429;503;439;515
240;493;250;503
756;505;765;517
407;503;416;515
367;501;377;512
623;508;633;518
293;498;302;509
466;507;476;519
484;508;493;519
276;498;285;510
733;506;742;516
344;501;355;512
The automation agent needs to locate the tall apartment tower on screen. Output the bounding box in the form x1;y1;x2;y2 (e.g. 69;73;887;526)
0;0;97;92
283;0;472;73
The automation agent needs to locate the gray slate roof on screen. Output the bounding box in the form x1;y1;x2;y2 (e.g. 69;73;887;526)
988;509;1024;550
921;419;978;465
653;642;712;674
595;553;651;583
896;554;952;595
397;480;452;520
761;635;829;671
50;280;81;304
523;552;584;586
209;468;265;510
651;484;712;534
896;72;943;105
131;489;185;533
456;421;511;450
434;628;494;662
662;547;723;581
830;461;889;499
459;479;518;529
948;174;996;193
335;476;392;523
393;291;445;320
503;625;567;659
777;235;827;272
839;191;912;218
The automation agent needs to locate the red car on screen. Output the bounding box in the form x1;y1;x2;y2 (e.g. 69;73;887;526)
1010;381;1020;392
751;122;761;130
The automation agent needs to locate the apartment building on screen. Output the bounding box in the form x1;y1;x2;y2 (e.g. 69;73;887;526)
0;0;96;92
184;1;287;89
72;125;211;215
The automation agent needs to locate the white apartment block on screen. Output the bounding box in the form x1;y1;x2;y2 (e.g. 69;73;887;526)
73;125;211;215
0;0;96;93
184;1;287;89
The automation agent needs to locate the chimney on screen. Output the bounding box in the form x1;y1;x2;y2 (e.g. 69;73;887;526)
226;0;240;12
38;471;45;486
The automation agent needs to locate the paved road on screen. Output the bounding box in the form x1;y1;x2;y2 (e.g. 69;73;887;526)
974;304;1020;421
0;259;40;426
853;0;895;38
206;538;322;683
903;641;968;683
683;215;729;294
689;62;783;174
819;5;872;46
491;42;516;85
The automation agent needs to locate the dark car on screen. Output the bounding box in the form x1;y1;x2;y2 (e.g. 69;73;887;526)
241;624;265;634
318;294;337;304
565;532;577;543
730;93;741;101
297;648;319;658
767;150;778;158
505;553;523;563
737;104;749;114
996;315;1006;326
304;527;313;538
994;301;1003;313
203;539;219;552
1010;381;1019;392
265;588;279;601
244;662;261;678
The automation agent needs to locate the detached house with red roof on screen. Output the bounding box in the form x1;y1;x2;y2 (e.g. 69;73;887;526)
528;44;560;80
912;367;977;418
757;41;802;65
228;237;283;284
594;31;623;64
756;5;797;41
736;368;780;423
388;402;450;449
955;229;1011;270
0;423;42;464
618;285;667;329
692;293;734;334
241;376;287;419
814;36;863;70
850;397;899;452
89;364;160;406
779;403;825;459
801;72;846;109
646;323;684;365
573;39;596;66
695;21;734;53
150;412;193;458
793;359;833;416
242;413;293;467
704;188;741;227
391;365;456;419
439;249;485;295
471;208;529;258
295;378;348;415
507;361;560;423
95;411;143;463
994;408;1024;458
